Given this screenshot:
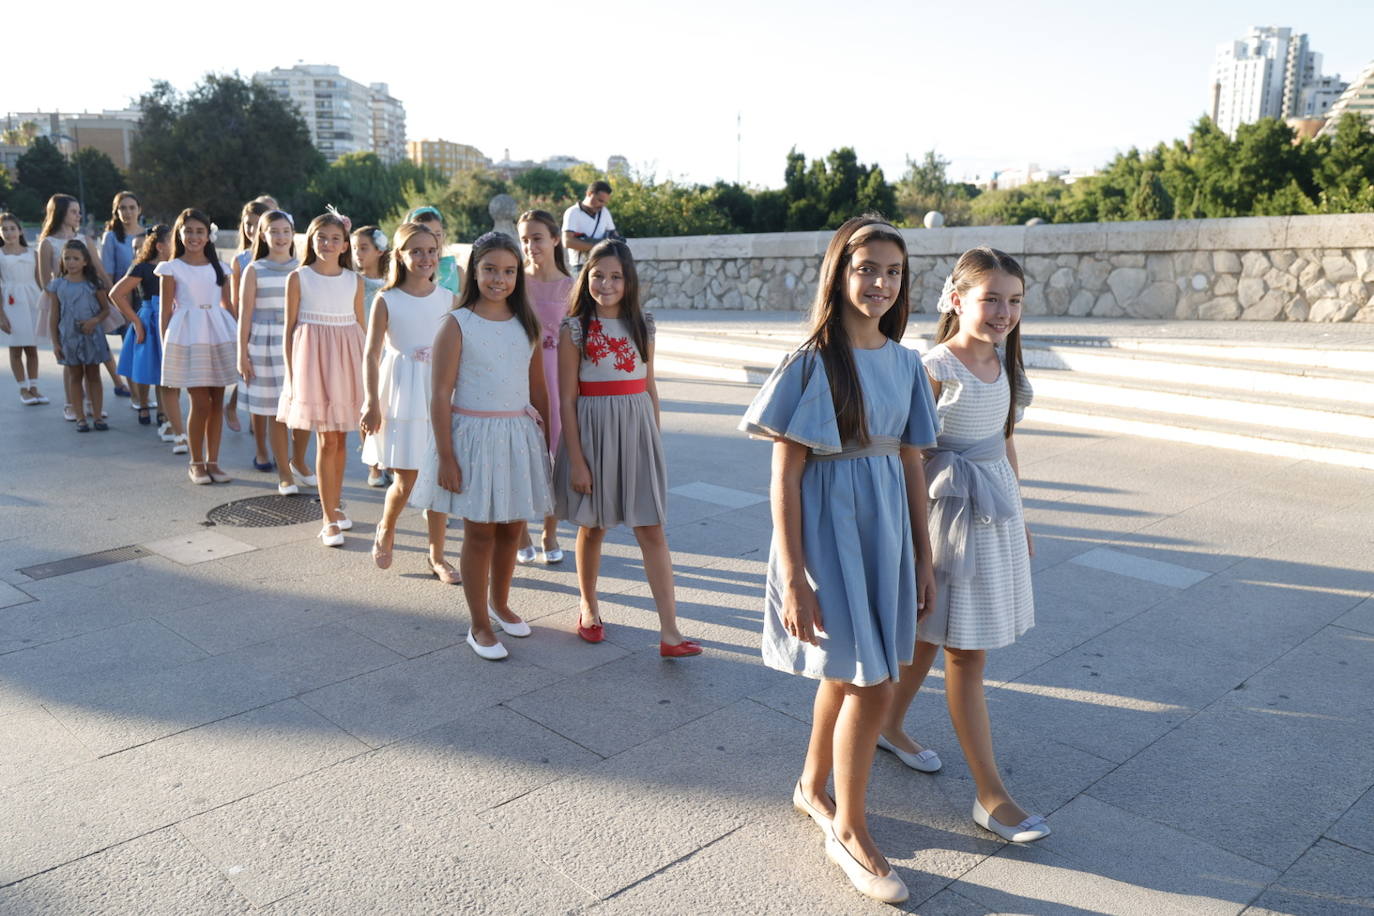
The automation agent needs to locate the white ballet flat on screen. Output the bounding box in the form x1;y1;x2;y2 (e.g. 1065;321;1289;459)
542;547;565;564
171;434;188;455
293;467;318;487
515;546;539;565
333;508;352;531
972;799;1051;843
466;629;508;660
318;523;345;548
277;482;300;496
824;824;908;904
491;606;531;637
877;734;942;773
792;780;832;834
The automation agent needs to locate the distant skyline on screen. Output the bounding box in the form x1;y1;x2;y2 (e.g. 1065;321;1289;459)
5;1;1373;189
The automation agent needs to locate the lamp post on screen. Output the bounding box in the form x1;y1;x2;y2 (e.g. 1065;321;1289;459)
52;132;87;226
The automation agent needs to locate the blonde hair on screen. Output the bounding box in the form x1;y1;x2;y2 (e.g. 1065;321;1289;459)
382;222;438;291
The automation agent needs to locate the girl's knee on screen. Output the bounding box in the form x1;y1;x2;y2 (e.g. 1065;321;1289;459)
945;647;986;673
580;526;606;543
633;525;667;547
464;521;497;546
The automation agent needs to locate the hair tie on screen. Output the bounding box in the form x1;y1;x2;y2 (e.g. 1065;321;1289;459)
372;229;388;251
325;204;352;232
936;275;958;313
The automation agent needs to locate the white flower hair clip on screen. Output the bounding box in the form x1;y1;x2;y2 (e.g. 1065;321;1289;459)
372;229;388;252
936;275;959;313
325;204;352;232
209;222;219;237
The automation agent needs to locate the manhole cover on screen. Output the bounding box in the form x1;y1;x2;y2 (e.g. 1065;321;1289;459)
206;494;321;528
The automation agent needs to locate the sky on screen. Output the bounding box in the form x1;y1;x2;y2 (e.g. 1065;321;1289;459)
4;0;1373;189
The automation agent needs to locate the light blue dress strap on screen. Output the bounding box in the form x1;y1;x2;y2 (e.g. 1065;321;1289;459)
738;348;842;454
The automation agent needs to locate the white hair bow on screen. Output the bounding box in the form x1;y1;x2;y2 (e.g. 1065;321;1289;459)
937;275;958;313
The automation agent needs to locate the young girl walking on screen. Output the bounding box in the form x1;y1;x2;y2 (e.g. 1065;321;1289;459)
157;208;237;482
279;211;365;546
223;200;270;435
554;239;700;657
882;246;1048;844
360;222;457;581
38;194;109;420
46;241;113;432
238;210;312;493
405;207;461;295
516;209;573;565
352;223;391;488
0;212;47;405
417;231;551;659
740;216;938;904
109;225;172;428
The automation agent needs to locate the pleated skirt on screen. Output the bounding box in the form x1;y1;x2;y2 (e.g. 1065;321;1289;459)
553;391;667;529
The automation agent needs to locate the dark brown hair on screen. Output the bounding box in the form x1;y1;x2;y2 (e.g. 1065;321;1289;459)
351;224;391;278
133;224;170;265
59;239;105;290
170;208;227;287
105;191;141;241
237;200;271;252
517;209;569;277
934;246;1027;438
567;239;649;365
457;232;537;343
250;210;296;261
801;214;911;446
587;180;612;196
382;222;438;291
0;211;27;247
39;194;79;242
300;212;353;270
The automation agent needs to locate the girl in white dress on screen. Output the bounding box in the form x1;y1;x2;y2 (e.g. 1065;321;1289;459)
157;208;237;484
0;212;47;404
883;246;1048;844
360;222;457;580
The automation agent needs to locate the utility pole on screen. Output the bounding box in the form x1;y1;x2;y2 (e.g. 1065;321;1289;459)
736;111;742;185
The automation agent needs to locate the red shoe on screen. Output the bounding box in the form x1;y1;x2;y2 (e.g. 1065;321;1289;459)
576;622;605;643
660;639;702;658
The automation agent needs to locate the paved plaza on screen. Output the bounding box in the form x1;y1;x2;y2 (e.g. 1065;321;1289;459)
1;334;1372;914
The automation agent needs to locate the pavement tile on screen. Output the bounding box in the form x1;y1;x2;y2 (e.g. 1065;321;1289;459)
0;581;34;610
0;827;253;915
0;705;96;789
1246;839;1374;915
1325;786;1374;855
143;529;258;565
1334;596;1374;636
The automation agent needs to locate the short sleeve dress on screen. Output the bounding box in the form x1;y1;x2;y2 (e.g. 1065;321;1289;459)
360;285;454;470
155;258;237;388
553;313;667;529
740;340;938;686
47;277;111;366
116;261;163;385
413;308;552;522
918;344;1034;650
0;248;43;346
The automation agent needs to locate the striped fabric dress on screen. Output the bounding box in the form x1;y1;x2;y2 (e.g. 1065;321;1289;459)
155;258;237;388
243;257;298;415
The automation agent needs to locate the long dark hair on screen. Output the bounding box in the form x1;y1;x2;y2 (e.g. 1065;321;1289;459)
567;238;649;363
457;231;537;343
351;224;391;278
382;222;438;292
59;240;105;290
133;224;170;265
237;199;271;252
39;194;79;242
301;212;353;270
170;208;227;287
800;215;911;446
934;246;1027;438
105;191;141;241
0;211;27;247
517;209;569;277
251;210;296;261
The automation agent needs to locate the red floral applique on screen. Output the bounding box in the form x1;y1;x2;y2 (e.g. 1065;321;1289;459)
584;319;637;373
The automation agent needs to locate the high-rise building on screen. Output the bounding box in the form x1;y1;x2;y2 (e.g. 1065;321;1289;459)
253;65;407;163
406;139;489;179
1318;60;1374;136
1209;27;1346;135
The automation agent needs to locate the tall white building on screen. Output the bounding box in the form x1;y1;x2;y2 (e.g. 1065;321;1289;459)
253;65;406;163
1210;27;1345;135
1318;59;1374;136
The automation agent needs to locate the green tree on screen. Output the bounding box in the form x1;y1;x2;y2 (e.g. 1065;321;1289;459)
513;167;577;203
395;168;510;242
130;75;323;224
1312;112;1374;212
1130;171;1173;220
15;136;75;206
299;152;410;226
71;148;127;221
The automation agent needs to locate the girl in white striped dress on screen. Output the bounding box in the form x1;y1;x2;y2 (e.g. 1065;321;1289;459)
883;246;1048;845
238;210;313;494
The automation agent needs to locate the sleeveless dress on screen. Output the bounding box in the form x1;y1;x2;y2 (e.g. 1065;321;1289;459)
40;236;108;334
242;257;298;416
362;274;384;322
553;313;667;529
100;230;141;336
918;343;1034;650
278;267;364;432
47;278;112;367
413;308;552;522
0;248;42;346
740;341;939;686
116;262;163;385
527;274;574;454
360;285;452;470
155;259;237;388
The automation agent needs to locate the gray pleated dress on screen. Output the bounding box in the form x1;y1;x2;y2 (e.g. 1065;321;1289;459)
553;313;668;529
740;341;939;686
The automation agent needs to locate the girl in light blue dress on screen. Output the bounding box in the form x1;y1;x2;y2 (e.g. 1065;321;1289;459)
741;216;937;906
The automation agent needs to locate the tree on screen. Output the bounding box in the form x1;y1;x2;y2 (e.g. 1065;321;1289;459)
71;148;127;221
299;152;408;227
1312;112;1374;212
1;121;38;147
1130;171;1173;220
129;75;323;224
15;137;75;207
513;167;577;203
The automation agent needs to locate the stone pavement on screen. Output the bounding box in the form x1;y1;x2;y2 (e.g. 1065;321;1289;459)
1;356;1372;914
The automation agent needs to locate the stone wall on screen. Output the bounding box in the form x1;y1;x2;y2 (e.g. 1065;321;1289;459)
625;214;1374;322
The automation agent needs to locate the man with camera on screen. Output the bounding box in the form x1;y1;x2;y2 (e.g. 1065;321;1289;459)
562;180;620;272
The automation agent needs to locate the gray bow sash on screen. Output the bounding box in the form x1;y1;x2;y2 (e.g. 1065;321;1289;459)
926;431;1016;581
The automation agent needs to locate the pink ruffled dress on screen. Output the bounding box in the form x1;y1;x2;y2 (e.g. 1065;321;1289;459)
278;266;364;432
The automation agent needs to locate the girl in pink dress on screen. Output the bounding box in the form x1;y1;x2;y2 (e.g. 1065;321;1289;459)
279;212;366;547
516;209;574;565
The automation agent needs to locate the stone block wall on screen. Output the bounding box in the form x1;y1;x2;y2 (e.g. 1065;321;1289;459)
625;214;1374;322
